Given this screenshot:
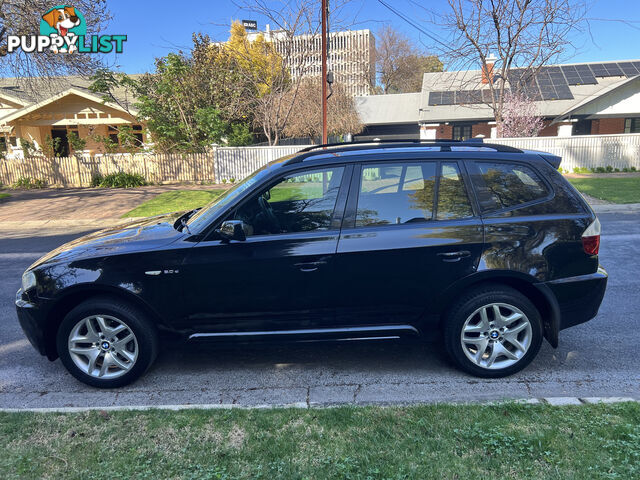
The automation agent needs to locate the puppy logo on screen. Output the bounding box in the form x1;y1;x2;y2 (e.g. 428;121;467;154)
40;5;86;53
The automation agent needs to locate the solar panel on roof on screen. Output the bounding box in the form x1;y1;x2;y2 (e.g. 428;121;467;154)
554;84;574;100
589;63;608;77
456;90;483;104
618;62;639;76
440;91;454;105
561;65;582;85
574;65;597;84
632;61;640;73
604;63;623;76
428;91;443;105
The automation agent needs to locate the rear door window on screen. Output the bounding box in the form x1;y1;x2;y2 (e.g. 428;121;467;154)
357;162;437;226
355;161;474;227
470;162;550;212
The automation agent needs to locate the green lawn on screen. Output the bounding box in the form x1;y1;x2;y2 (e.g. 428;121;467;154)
1;403;639;479
0;192;10;200
123;183;325;218
568;176;640;204
123;190;225;218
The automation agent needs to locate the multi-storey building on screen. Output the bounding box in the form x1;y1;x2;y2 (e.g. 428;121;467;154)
248;26;375;97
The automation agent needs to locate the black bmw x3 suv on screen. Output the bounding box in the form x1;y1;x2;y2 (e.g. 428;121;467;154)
16;140;607;387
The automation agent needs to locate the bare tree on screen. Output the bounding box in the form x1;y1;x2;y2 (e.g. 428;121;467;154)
0;0;111;90
282;77;362;139
233;0;355;145
376;25;443;94
499;90;544;137
433;0;586;131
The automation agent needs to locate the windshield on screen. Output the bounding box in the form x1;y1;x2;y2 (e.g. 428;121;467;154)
186;161;282;232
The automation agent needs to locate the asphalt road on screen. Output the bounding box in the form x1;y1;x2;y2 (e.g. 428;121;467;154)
1;213;638;409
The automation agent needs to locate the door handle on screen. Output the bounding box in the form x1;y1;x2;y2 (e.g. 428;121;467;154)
437;250;471;263
294;261;327;272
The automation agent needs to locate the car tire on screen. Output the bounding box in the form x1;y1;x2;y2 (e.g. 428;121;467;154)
56;296;159;388
443;284;543;378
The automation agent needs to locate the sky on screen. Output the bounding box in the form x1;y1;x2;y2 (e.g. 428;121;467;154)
105;0;640;74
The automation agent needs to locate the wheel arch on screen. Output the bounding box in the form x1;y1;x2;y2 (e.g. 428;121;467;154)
436;271;560;348
43;285;170;360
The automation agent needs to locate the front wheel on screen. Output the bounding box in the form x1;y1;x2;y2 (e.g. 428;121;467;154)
443;285;543;378
56;297;158;388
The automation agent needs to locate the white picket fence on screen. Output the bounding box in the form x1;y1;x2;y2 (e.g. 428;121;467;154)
0;145;310;187
492;133;640;171
1;134;639;187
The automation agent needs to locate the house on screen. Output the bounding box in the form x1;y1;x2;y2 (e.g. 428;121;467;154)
354;59;640;140
0;76;144;158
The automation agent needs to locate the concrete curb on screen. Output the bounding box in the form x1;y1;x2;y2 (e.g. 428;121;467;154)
592;203;640;214
0;397;637;413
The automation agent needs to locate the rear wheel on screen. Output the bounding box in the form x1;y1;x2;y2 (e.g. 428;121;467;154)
444;285;543;378
56;297;158;388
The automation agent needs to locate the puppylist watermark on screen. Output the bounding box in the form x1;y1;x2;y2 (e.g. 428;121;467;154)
6;5;126;54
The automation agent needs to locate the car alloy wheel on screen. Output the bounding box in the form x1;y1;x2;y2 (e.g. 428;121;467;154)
460;302;533;370
67;315;139;379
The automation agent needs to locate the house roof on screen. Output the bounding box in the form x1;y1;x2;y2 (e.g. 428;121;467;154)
0;87;138;124
356;59;640;125
0;75;141;123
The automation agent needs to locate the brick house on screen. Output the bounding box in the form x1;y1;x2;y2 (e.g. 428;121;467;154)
0;76;144;158
354;59;640;140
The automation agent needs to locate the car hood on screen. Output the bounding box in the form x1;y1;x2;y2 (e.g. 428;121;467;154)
28;212;188;270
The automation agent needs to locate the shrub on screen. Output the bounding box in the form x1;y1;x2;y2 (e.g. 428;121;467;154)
96;172;146;188
573;167;590;174
90;173;104;187
12;176;46;189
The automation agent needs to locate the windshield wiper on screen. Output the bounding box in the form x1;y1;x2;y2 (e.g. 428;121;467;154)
180;217;192;234
175;208;201;233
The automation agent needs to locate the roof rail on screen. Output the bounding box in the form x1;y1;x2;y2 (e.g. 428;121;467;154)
288;139;522;164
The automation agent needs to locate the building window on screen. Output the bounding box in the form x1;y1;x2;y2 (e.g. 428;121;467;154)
0;136;6;152
452;124;472;141
108;125;119;144
132;125;144;145
624;118;640;133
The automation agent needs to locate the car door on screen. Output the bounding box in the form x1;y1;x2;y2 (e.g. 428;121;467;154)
333;159;483;329
177;165;351;334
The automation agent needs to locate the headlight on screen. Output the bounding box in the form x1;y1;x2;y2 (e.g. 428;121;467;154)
22;271;37;292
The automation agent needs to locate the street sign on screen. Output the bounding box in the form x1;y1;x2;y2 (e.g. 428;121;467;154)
242;20;258;31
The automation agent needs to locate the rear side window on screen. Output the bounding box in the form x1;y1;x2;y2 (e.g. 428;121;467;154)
437;163;474;220
471;162;549;212
355;161;474;227
357;162;437;226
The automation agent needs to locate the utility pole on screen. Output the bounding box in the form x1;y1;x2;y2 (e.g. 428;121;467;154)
321;0;328;144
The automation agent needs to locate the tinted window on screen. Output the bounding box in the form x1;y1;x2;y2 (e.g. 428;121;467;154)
437;163;474;220
356;163;436;226
473;162;549;211
234;167;343;236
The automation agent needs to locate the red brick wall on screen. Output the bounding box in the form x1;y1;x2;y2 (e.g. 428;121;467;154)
436;124;453;139
472;123;492;138
591;118;626;135
538;120;557;137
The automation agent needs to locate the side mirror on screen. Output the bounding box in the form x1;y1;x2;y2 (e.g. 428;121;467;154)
217;220;246;242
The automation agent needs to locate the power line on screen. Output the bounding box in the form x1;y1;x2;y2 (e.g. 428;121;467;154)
376;0;450;50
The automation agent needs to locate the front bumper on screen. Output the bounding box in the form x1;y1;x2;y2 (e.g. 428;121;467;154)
16;288;48;356
546;266;608;331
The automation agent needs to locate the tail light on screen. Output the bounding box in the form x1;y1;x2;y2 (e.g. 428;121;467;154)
582;217;601;255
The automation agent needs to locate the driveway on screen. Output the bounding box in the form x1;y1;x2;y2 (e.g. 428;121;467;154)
0;184;222;221
0;213;638;408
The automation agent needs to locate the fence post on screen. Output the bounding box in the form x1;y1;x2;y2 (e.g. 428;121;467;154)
74;155;82;187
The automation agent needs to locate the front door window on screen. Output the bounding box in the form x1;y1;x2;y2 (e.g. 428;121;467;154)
232;167;344;236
